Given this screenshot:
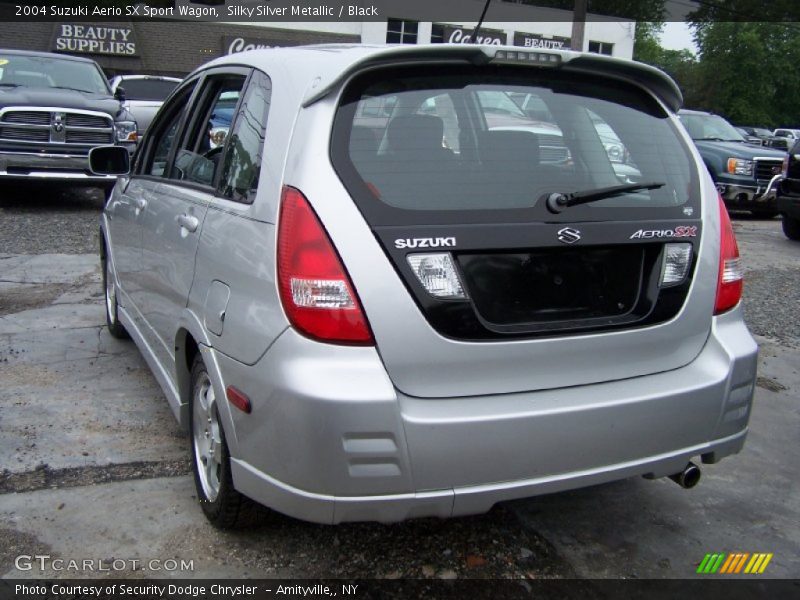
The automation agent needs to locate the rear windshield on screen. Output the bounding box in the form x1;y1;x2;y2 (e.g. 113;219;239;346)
332;65;699;225
119;78;178;101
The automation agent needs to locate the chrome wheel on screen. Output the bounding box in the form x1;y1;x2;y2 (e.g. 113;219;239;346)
105;257;116;324
193;373;222;502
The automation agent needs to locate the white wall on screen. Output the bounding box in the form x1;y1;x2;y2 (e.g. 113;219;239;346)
203;0;635;58
252;20;634;59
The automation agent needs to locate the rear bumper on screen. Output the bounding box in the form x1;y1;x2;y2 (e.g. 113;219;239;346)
220;306;757;524
0;150;117;183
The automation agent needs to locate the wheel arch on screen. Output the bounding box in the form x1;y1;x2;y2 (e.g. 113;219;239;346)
174;313;240;454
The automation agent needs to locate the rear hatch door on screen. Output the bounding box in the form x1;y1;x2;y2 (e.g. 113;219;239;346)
327;63;715;398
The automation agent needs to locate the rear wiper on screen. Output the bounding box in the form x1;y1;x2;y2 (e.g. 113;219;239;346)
544;182;665;213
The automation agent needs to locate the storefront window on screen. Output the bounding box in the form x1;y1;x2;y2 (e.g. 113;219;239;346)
387;19;419;44
588;41;614;56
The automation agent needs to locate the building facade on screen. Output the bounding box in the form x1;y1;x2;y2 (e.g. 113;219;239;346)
0;1;634;79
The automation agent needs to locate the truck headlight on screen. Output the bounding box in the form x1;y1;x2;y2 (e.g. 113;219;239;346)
604;143;624;163
726;157;753;176
115;121;138;143
209;127;228;149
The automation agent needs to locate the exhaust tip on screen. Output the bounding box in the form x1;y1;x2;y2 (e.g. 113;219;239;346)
669;462;701;489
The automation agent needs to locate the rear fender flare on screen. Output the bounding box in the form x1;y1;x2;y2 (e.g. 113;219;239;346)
174;311;240;455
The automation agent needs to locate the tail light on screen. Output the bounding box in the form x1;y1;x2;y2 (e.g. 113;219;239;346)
276;186;373;345
714;197;743;314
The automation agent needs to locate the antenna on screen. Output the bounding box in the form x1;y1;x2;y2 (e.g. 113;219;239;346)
471;0;493;44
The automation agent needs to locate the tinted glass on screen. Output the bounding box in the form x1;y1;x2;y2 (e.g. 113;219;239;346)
218;71;271;203
149;118;180;177
334;66;698;224
169;76;245;187
0;53;108;94
119;78;178;101
142;84;196;177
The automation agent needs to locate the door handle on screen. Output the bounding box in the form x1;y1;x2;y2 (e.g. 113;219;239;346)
177;213;200;232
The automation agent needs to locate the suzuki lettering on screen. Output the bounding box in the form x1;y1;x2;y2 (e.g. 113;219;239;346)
394;237;456;249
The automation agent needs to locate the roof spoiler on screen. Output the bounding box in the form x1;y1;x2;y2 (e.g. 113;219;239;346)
301;44;683;113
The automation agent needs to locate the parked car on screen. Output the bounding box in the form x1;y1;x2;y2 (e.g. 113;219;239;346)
679;109;785;217
207;89;237;148
92;45;757;528
734;127;764;146
772;128;800;151
778;139;800;240
736;125;778;147
108;75;181;137
0;49;137;195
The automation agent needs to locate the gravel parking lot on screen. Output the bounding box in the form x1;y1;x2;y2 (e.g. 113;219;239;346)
1;186;798;580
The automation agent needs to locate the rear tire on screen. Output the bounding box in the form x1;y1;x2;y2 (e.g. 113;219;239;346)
782;215;800;241
102;249;129;339
190;354;268;529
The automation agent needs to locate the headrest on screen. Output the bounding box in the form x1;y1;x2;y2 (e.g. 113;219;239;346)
387;114;445;154
479;130;540;165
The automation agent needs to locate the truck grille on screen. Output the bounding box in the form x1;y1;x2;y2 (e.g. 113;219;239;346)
539;133;570;163
2;111;51;125
0;108;114;147
66;130;115;144
65;113;112;129
0;126;50;142
755;158;783;182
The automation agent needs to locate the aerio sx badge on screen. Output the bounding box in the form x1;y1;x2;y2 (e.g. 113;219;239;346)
630;225;698;239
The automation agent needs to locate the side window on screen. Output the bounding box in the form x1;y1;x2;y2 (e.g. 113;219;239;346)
149;119;181;177
217;71;271;203
169;74;246;187
140;84;196;177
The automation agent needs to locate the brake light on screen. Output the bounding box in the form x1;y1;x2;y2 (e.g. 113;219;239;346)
714;197;743;314
276;186;373;345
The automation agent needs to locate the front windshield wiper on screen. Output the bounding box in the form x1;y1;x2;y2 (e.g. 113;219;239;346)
0;83;19;88
544;182;665;213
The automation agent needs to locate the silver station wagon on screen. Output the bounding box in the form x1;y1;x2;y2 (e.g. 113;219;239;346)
92;44;758;528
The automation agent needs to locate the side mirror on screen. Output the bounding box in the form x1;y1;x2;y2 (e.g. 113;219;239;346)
114;86;126;102
89;145;130;176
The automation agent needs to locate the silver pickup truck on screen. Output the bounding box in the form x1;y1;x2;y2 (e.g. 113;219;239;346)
108;74;180;137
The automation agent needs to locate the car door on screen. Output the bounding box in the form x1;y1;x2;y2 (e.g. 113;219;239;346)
104;170;141;306
136;69;248;368
190;69;278;363
119;81;198;331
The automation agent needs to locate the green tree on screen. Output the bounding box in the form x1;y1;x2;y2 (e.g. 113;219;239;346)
632;21;664;64
690;21;800;127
